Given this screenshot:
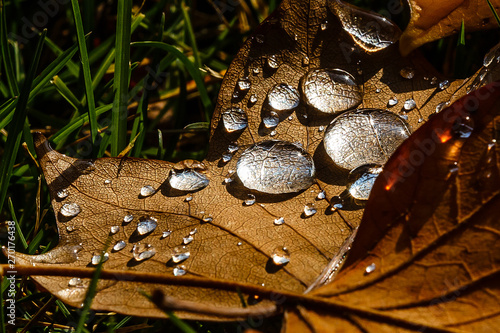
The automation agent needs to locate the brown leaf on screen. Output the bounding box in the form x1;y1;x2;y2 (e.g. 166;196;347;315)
400;0;500;56
283;82;500;331
13;0;470;320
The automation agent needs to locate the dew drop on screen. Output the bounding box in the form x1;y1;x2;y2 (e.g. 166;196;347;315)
302;68;362;114
270;130;277;137
57;189;69;199
323;109;411;170
161;230;172;239
110;226;120;234
318;125;325;132
403;99;416;111
302;56;310;66
317;190;326;200
236;140;315;194
123;214;133;223
387;97;398;107
189;228;197;235
435;101;449;113
453;116;474;138
132;243;156;261
249;94;258;104
288;115;293;121
320;20;329;30
237;242;243;246
68;277;83;287
483;43;500;66
222;152;232;163
331;196;344;210
140;185;156;197
303;203;317;217
438;80;450;90
113;240;126;251
267;55;279;68
255;34;264;43
137;217;157;235
448;162;459;174
365;263;376;274
66;225;75;232
347;164;383;201
183;235;194;245
252;67;260;75
169;169;209;192
430;77;438;85
399;67;414;79
232;91;240;99
91;252;109;265
104;179;112;185
172;246;190;263
274;217;285;225
60;203;81;217
375;88;381;93
222;107;248;133
185;194;193;202
245;194;256;206
267;83;300;111
238;78;251;91
263;111;280;128
202;215;213;223
271;247;290;265
228;143;239;153
173;265;187;276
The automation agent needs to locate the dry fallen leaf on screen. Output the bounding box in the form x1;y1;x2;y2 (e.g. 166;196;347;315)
6;0;477;320
283;82;500;332
400;0;500;56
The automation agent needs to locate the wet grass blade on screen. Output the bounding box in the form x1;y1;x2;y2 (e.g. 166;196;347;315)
70;0;98;147
111;0;132;156
0;29;46;213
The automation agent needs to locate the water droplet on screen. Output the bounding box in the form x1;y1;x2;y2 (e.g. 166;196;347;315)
252;67;260;75
365;263;376;274
249;94;258;104
60;203;81;217
267;83;300;111
274;217;285;225
430;77;438;85
255;34;264;43
288;115;293;121
132;243;156;261
110;226;120;234
403;99;416;111
333;2;399;51
57;189;69;199
169;169;209;192
318;125;325;132
438;80;450;90
185;194;193;202
137;217;157;235
302;56;310;66
238;78;251;90
245;194;256;206
222;107;248;133
347;164;383;201
104;179;112;185
189;228;197;235
375;88;381;93
232;91;239;99
113;240;126;251
320;20;329;30
271;247;290;265
324;109;411;170
304;203;317;217
331;196;344;210
140;185;156;197
66;225;75;232
68;277;83;287
202;215;213;222
73;160;96;174
270;130;277;137
267;55;279;68
161;230;172;238
387;97;398;107
453;116;474;138
91;252;109;265
302;68;362;114
236;140;315;194
228;143;239;153
237;242;243;246
183;235;194;244
123;214;133;223
173;265;187;276
399;113;408;121
172;246;190;263
317;190;326;200
448;162;459;174
399;67;414;79
435;101;449;113
263;111;280;128
483;43;500;66
222;152;232;163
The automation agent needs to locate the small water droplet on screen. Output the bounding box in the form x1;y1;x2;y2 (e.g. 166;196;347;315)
123;214;133;223
237;242;243;246
222;107;248;133
183;235;194;244
202;215;213;223
270;130;277;137
317;125;325;132
403;99;416;111
185;194;193;202
169;169;209;192
267;83;300;112
387;97;398;107
448;162;459;174
331;196;344;210
173;265;187;276
438;80;450;90
228;143;239;153
68;277;83;287
189;228;197;235
288;115;293;121
399;67;415;79
140;185;156;197
274;217;285;225
245;194;256;206
430;77;438;85
91;252;109;265
302;56;310;66
57;189;69;199
375;88;381;93
66;225;75;232
113;240;126;251
302;68;362;114
399;113;408;121
435;101;449;113
110;226;120;234
320;20;329;30
137;217;157;235
60;203;81;217
271;247;290;265
132;243;156;261
263;111;280;128
249;94;258;104
252;67;260;75
347;164;383;201
303;203;317;217
453;116;474;138
222;152;232;163
255;34;264;43
232;91;239;99
365;263;376;274
267;55;279;68
317;190;326;200
161;230;172;238
294;34;298;41
172;246;190;263
238;78;251;90
104;179;112;185
483;43;500;66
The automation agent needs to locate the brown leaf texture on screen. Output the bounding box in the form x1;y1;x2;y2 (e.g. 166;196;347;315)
12;0;471;320
283;82;500;332
400;0;500;56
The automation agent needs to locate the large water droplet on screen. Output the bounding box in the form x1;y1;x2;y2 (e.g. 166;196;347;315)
387;97;398;107
267;84;300;111
173;265;187;276
57;189;69;199
324;109;411;170
137;217;157;235
238;78;251;90
435;101;449;113
236;140;315;194
132;243;156;261
169;169;209;192
91;252;109;265
140;185;156;197
483;43;500;67
222;107;248;133
60;203;81;217
317;190;326;200
347;164;383;201
403;99;416;111
263;111;280;128
302;68;362;114
271;247;290;265
113;240;126;251
172;246;190;263
245;194;256;206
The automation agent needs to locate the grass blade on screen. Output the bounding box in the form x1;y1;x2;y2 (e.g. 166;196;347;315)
44;36;80;78
0;29;46;213
487;0;500;27
70;0;99;147
111;0;132;156
181;1;201;69
0;0;19;96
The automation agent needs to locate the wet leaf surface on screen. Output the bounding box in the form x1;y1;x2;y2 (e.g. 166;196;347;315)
400;0;500;56
9;0;481;321
283;82;500;332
